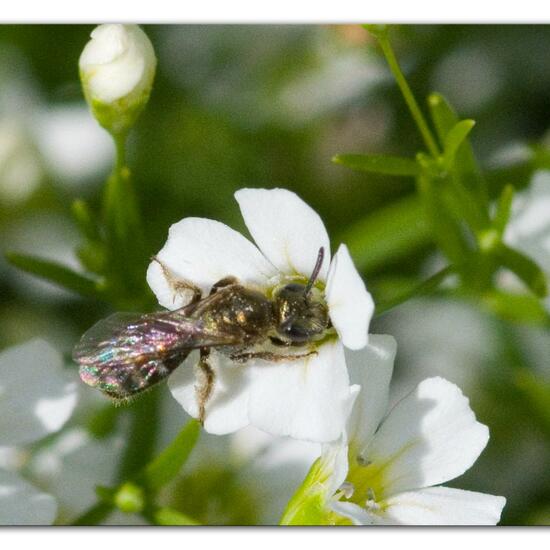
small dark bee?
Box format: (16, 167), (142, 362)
(73, 248), (331, 423)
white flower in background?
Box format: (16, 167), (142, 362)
(30, 428), (124, 524)
(79, 24), (157, 135)
(0, 118), (42, 205)
(316, 335), (506, 525)
(33, 104), (113, 184)
(504, 170), (550, 308)
(0, 340), (78, 525)
(147, 187), (374, 442)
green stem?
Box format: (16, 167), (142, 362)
(71, 501), (114, 526)
(376, 33), (440, 158)
(375, 265), (456, 317)
(117, 390), (161, 482)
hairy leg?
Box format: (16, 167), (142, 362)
(195, 348), (215, 425)
(151, 256), (202, 305)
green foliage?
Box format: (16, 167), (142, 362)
(140, 420), (201, 491)
(332, 154), (419, 176)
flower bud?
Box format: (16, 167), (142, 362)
(79, 24), (156, 136)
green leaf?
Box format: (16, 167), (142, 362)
(338, 194), (430, 273)
(493, 184), (515, 236)
(140, 420), (200, 491)
(495, 244), (548, 298)
(71, 199), (100, 241)
(416, 171), (471, 265)
(443, 119), (476, 169)
(428, 92), (460, 143)
(5, 252), (101, 298)
(152, 507), (200, 526)
(332, 154), (419, 176)
(480, 289), (549, 325)
(428, 93), (488, 209)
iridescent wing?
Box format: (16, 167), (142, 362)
(73, 310), (240, 400)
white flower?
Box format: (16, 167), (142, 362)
(0, 340), (78, 525)
(321, 335), (506, 525)
(79, 24), (156, 134)
(147, 187), (374, 442)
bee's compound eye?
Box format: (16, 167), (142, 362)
(284, 323), (310, 342)
(282, 283), (306, 294)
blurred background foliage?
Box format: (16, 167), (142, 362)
(1, 24), (550, 525)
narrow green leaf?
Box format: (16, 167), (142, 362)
(153, 507), (200, 526)
(71, 501), (113, 526)
(493, 184), (515, 236)
(375, 265), (455, 317)
(480, 290), (549, 325)
(332, 153), (419, 176)
(140, 420), (200, 491)
(428, 92), (460, 144)
(443, 119), (476, 169)
(428, 93), (488, 209)
(5, 252), (101, 298)
(416, 172), (471, 265)
(338, 195), (430, 271)
(338, 194), (430, 273)
(495, 244), (548, 298)
(71, 199), (100, 241)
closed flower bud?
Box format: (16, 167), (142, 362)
(79, 24), (156, 136)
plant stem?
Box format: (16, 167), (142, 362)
(376, 33), (440, 158)
(375, 265), (456, 317)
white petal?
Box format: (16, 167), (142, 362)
(0, 469), (57, 525)
(345, 334), (396, 448)
(146, 217), (277, 310)
(247, 340), (353, 442)
(168, 351), (250, 435)
(322, 438), (351, 498)
(330, 500), (376, 525)
(383, 486), (506, 525)
(0, 340), (78, 446)
(235, 188), (331, 280)
(326, 244), (374, 350)
(29, 428), (124, 523)
(366, 377), (489, 495)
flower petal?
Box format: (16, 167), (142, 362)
(235, 188), (331, 280)
(366, 377), (489, 495)
(147, 217), (277, 310)
(247, 340), (353, 442)
(326, 244), (374, 350)
(0, 469), (57, 525)
(0, 340), (78, 446)
(168, 350), (250, 435)
(383, 486), (506, 525)
(330, 500), (376, 525)
(345, 334), (396, 448)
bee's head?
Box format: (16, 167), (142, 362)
(273, 248), (329, 344)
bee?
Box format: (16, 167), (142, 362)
(73, 248), (330, 424)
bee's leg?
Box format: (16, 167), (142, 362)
(209, 276), (238, 295)
(229, 350), (317, 364)
(195, 348), (215, 426)
(151, 256), (202, 305)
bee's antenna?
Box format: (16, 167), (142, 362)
(304, 247), (325, 296)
